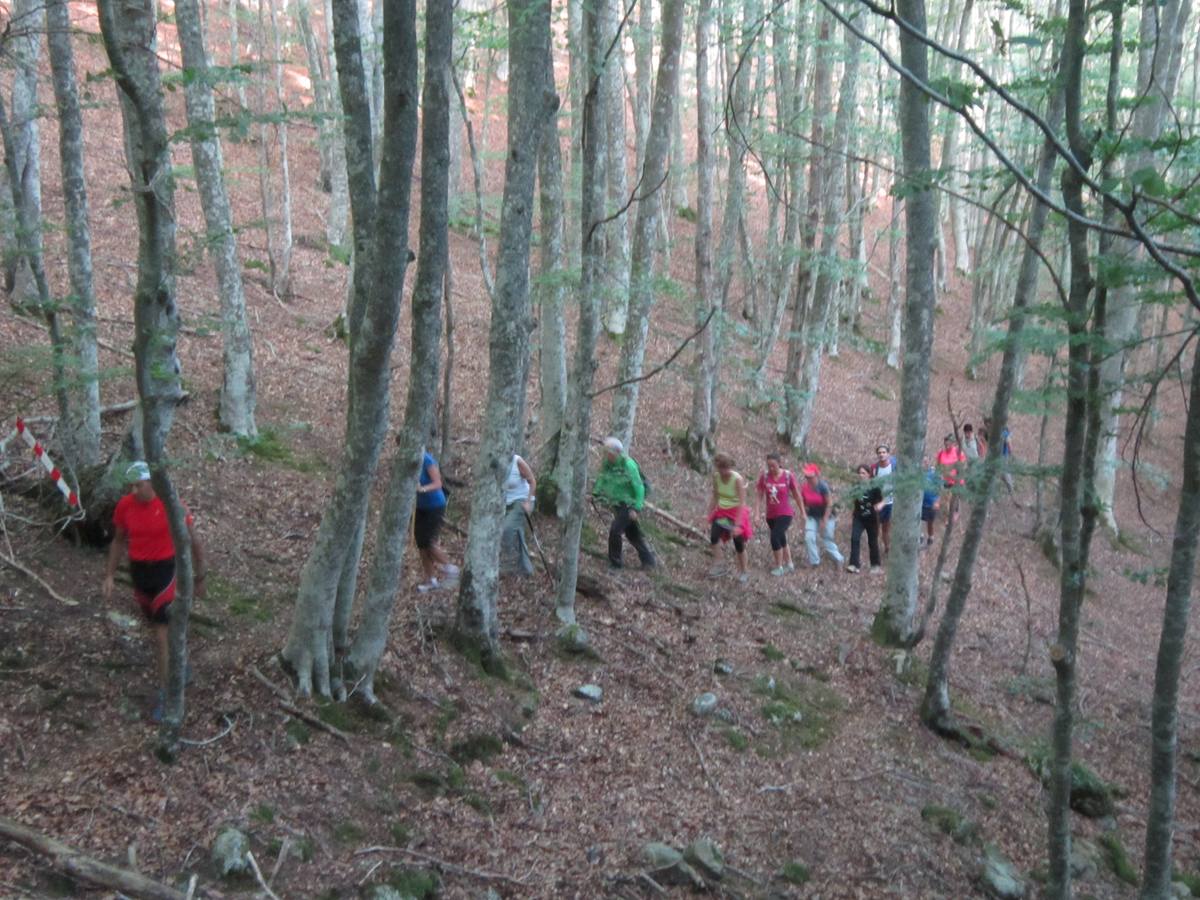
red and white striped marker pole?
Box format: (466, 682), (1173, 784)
(0, 418), (83, 512)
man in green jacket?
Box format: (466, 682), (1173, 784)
(593, 437), (656, 569)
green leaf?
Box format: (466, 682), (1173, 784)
(1128, 166), (1167, 198)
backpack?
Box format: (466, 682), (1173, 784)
(630, 457), (651, 497)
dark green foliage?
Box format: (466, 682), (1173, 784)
(1097, 832), (1138, 886)
(779, 861), (811, 885)
(387, 867), (439, 898)
(1026, 747), (1116, 818)
(449, 732), (504, 765)
(921, 804), (980, 845)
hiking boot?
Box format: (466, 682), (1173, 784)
(845, 564), (860, 574)
(770, 566), (788, 576)
(417, 577), (440, 593)
(440, 563), (460, 577)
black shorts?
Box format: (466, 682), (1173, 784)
(130, 558), (176, 623)
(879, 504), (893, 523)
(921, 506), (937, 523)
(414, 506), (445, 550)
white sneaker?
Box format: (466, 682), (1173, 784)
(737, 572), (749, 584)
(417, 578), (440, 593)
(787, 562), (795, 572)
(440, 563), (460, 577)
(770, 566), (788, 576)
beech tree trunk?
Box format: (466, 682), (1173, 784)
(537, 114), (569, 505)
(683, 0), (717, 471)
(922, 80), (1064, 729)
(789, 23), (861, 450)
(455, 0), (555, 668)
(607, 0), (686, 452)
(344, 0), (451, 699)
(46, 0), (102, 471)
(1140, 340), (1200, 896)
(175, 0), (258, 439)
(599, 0), (632, 337)
(98, 0), (193, 746)
(871, 0), (939, 648)
(554, 0), (606, 624)
(282, 0), (420, 698)
(0, 0), (41, 305)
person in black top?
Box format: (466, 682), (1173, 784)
(847, 463), (884, 573)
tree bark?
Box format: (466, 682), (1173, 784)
(554, 0), (607, 624)
(45, 0), (102, 471)
(922, 79), (1064, 731)
(98, 0), (193, 748)
(537, 107), (568, 500)
(0, 0), (41, 304)
(282, 0), (419, 698)
(1140, 340), (1200, 896)
(789, 22), (861, 450)
(600, 0), (632, 337)
(683, 0), (717, 471)
(455, 0), (555, 667)
(175, 0), (258, 439)
(871, 0), (939, 647)
(607, 0), (685, 452)
(344, 0), (451, 699)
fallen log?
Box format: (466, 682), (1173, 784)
(0, 816), (187, 900)
(644, 501), (705, 541)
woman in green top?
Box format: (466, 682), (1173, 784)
(707, 452), (752, 582)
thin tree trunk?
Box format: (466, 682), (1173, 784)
(1, 0), (41, 305)
(267, 0), (294, 298)
(98, 0), (193, 750)
(176, 0), (258, 439)
(455, 0), (555, 668)
(790, 22), (861, 450)
(607, 0), (685, 451)
(600, 0), (632, 337)
(871, 0), (939, 647)
(345, 0), (451, 698)
(922, 79), (1064, 730)
(46, 0), (102, 470)
(1139, 338), (1200, 896)
(554, 0), (607, 625)
(321, 0), (350, 248)
(885, 193), (903, 369)
(780, 17), (831, 444)
(537, 113), (569, 506)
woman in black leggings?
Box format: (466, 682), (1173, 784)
(755, 452), (803, 576)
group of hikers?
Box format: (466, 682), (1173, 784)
(103, 421), (1011, 718)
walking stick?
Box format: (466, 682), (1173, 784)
(523, 508), (556, 584)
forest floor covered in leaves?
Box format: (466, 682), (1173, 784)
(2, 8), (1200, 898)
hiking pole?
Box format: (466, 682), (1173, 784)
(523, 508), (556, 585)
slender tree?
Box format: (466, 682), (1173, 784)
(871, 0), (939, 647)
(175, 0), (258, 438)
(455, 0), (555, 666)
(607, 0), (686, 452)
(97, 0), (193, 747)
(45, 0), (101, 471)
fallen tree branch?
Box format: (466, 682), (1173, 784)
(0, 552), (78, 605)
(178, 714), (236, 747)
(0, 817), (187, 900)
(354, 845), (528, 886)
(246, 850), (281, 900)
(643, 502), (706, 541)
(686, 728), (724, 799)
(589, 307), (717, 398)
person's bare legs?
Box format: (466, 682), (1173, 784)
(881, 519), (891, 555)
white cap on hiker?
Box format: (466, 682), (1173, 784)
(603, 437), (623, 454)
(126, 460), (152, 482)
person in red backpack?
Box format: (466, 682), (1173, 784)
(103, 461), (205, 720)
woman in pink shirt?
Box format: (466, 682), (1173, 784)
(755, 452), (803, 575)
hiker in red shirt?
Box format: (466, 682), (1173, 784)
(936, 434), (966, 489)
(103, 461), (205, 720)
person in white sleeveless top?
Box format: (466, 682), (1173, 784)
(500, 454), (536, 577)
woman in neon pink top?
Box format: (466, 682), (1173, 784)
(755, 452), (803, 575)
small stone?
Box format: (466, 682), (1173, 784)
(691, 692), (719, 717)
(980, 844), (1025, 900)
(713, 708), (736, 724)
(556, 623), (595, 657)
(106, 611), (139, 630)
(211, 827), (250, 878)
(683, 838), (725, 880)
(713, 659), (734, 676)
(573, 684), (603, 703)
